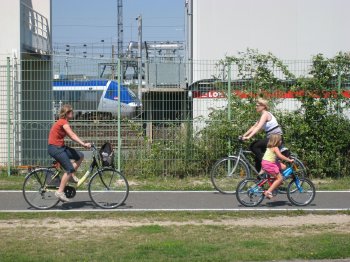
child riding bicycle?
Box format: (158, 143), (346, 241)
(261, 134), (294, 199)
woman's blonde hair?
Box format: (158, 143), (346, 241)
(257, 98), (269, 110)
(59, 104), (73, 119)
(267, 134), (282, 148)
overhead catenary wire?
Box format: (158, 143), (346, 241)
(54, 24), (184, 28)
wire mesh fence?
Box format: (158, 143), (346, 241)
(0, 53), (349, 178)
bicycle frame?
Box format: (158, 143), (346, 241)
(230, 138), (303, 178)
(251, 165), (303, 195)
(229, 140), (259, 176)
(44, 145), (102, 190)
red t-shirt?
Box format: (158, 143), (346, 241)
(48, 119), (69, 146)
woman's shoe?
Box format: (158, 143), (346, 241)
(55, 191), (70, 202)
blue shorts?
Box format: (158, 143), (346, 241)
(48, 145), (84, 173)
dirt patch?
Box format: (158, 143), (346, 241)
(127, 180), (140, 186)
(191, 180), (209, 186)
(0, 214), (349, 229)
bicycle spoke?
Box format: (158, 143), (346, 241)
(211, 157), (250, 194)
(287, 178), (315, 206)
(236, 179), (265, 207)
(22, 169), (60, 210)
(89, 168), (129, 209)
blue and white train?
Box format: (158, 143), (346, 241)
(53, 80), (141, 119)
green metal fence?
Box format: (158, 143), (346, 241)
(0, 53), (349, 178)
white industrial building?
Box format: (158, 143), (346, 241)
(185, 0), (350, 131)
(185, 0), (350, 82)
(0, 0), (52, 166)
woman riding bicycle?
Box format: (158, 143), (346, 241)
(242, 98), (288, 174)
(48, 104), (91, 203)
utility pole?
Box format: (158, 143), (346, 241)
(112, 45), (115, 79)
(117, 0), (123, 57)
(65, 58), (68, 79)
(137, 15), (142, 101)
(186, 0), (193, 84)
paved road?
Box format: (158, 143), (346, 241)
(0, 191), (349, 211)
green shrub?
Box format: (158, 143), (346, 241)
(123, 50), (350, 178)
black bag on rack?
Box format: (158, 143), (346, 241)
(99, 142), (115, 167)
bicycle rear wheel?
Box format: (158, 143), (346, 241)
(287, 177), (315, 206)
(236, 178), (265, 207)
(88, 168), (129, 209)
(22, 168), (60, 210)
(210, 156), (250, 194)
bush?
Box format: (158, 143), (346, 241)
(276, 110), (350, 177)
(196, 50), (350, 178)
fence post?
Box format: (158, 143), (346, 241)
(337, 69), (341, 178)
(117, 58), (122, 172)
(6, 57), (11, 176)
(337, 68), (341, 117)
(227, 63), (232, 155)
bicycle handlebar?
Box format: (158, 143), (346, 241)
(223, 136), (245, 143)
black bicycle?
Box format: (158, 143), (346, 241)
(210, 137), (307, 194)
(23, 145), (129, 210)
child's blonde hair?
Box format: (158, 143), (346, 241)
(267, 134), (282, 148)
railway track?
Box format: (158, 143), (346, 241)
(66, 120), (182, 150)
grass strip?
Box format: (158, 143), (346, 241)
(0, 213), (349, 261)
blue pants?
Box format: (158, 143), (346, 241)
(48, 145), (84, 173)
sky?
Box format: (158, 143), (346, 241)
(52, 0), (185, 49)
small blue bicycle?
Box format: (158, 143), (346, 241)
(236, 163), (316, 207)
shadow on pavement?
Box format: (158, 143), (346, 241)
(60, 201), (130, 210)
(61, 201), (96, 210)
(265, 201), (291, 207)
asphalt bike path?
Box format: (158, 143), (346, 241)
(0, 191), (349, 211)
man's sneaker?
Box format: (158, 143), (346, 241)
(55, 191), (70, 202)
(69, 175), (79, 184)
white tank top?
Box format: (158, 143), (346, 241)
(263, 112), (279, 133)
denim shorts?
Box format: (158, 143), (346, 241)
(48, 145), (84, 173)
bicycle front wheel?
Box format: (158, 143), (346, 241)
(22, 168), (60, 210)
(236, 178), (265, 207)
(287, 178), (315, 206)
(210, 156), (250, 194)
(88, 168), (129, 209)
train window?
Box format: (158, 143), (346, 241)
(128, 89), (137, 99)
